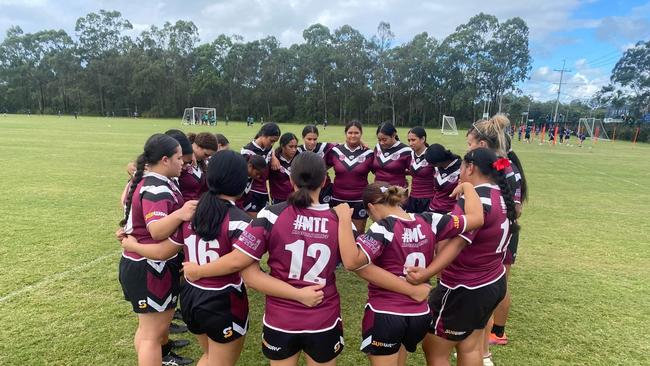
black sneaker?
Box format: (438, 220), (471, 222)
(162, 351), (193, 366)
(173, 309), (183, 321)
(169, 322), (188, 334)
(169, 339), (190, 349)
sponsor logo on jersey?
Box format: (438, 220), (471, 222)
(357, 155), (366, 163)
(358, 235), (381, 255)
(145, 211), (168, 220)
(391, 153), (399, 160)
(137, 300), (147, 309)
(223, 327), (233, 338)
(239, 230), (261, 251)
(292, 215), (329, 234)
(452, 215), (460, 229)
(402, 224), (426, 244)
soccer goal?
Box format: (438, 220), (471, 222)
(182, 107), (217, 125)
(578, 118), (610, 141)
(441, 115), (458, 135)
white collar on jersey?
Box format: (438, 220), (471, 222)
(474, 183), (500, 190)
(279, 153), (293, 163)
(444, 158), (459, 169)
(252, 140), (264, 150)
(308, 203), (331, 211)
(413, 149), (426, 158)
(144, 171), (174, 184)
(387, 213), (416, 222)
(376, 140), (402, 152)
(344, 143), (362, 152)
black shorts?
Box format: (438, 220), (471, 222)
(330, 198), (368, 220)
(429, 276), (506, 341)
(503, 230), (519, 265)
(262, 320), (344, 363)
(404, 197), (431, 214)
(180, 284), (249, 343)
(119, 256), (180, 313)
(319, 182), (333, 204)
(361, 306), (432, 355)
(241, 191), (269, 213)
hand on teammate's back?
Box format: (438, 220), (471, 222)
(449, 181), (471, 200)
(175, 200), (198, 221)
(295, 284), (325, 307)
(115, 228), (126, 242)
(404, 266), (430, 285)
(182, 261), (202, 282)
(409, 283), (432, 303)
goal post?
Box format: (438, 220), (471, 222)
(441, 115), (458, 135)
(182, 107), (217, 125)
(578, 117), (610, 141)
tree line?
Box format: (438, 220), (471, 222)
(0, 10), (534, 125)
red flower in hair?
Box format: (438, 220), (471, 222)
(492, 157), (511, 171)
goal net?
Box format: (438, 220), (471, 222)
(441, 115), (458, 135)
(578, 118), (610, 141)
(182, 107), (217, 125)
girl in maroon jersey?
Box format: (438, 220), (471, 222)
(334, 180), (484, 366)
(372, 122), (412, 190)
(269, 132), (299, 204)
(467, 115), (528, 351)
(239, 123), (281, 217)
(405, 127), (433, 213)
(122, 150), (321, 366)
(328, 120), (374, 233)
(424, 144), (462, 214)
(183, 152), (348, 365)
(299, 125), (335, 204)
(118, 133), (197, 366)
(405, 147), (519, 366)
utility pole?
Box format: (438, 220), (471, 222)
(553, 60), (571, 123)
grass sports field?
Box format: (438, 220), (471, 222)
(1, 115), (649, 365)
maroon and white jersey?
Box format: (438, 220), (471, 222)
(326, 144), (374, 201)
(123, 172), (185, 261)
(441, 184), (509, 289)
(177, 164), (206, 201)
(372, 142), (412, 188)
(268, 151), (294, 202)
(356, 212), (468, 315)
(241, 141), (273, 194)
(428, 159), (461, 213)
(233, 202), (342, 332)
(170, 203), (251, 291)
(298, 142), (334, 186)
(505, 163), (523, 204)
(408, 150), (435, 199)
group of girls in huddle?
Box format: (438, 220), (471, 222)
(116, 116), (526, 366)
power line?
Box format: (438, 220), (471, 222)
(553, 59), (571, 123)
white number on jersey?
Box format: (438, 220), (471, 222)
(495, 219), (510, 254)
(403, 252), (426, 275)
(186, 234), (220, 265)
(285, 240), (331, 285)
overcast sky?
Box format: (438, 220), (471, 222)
(1, 0), (649, 102)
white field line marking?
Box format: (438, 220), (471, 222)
(0, 250), (119, 304)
